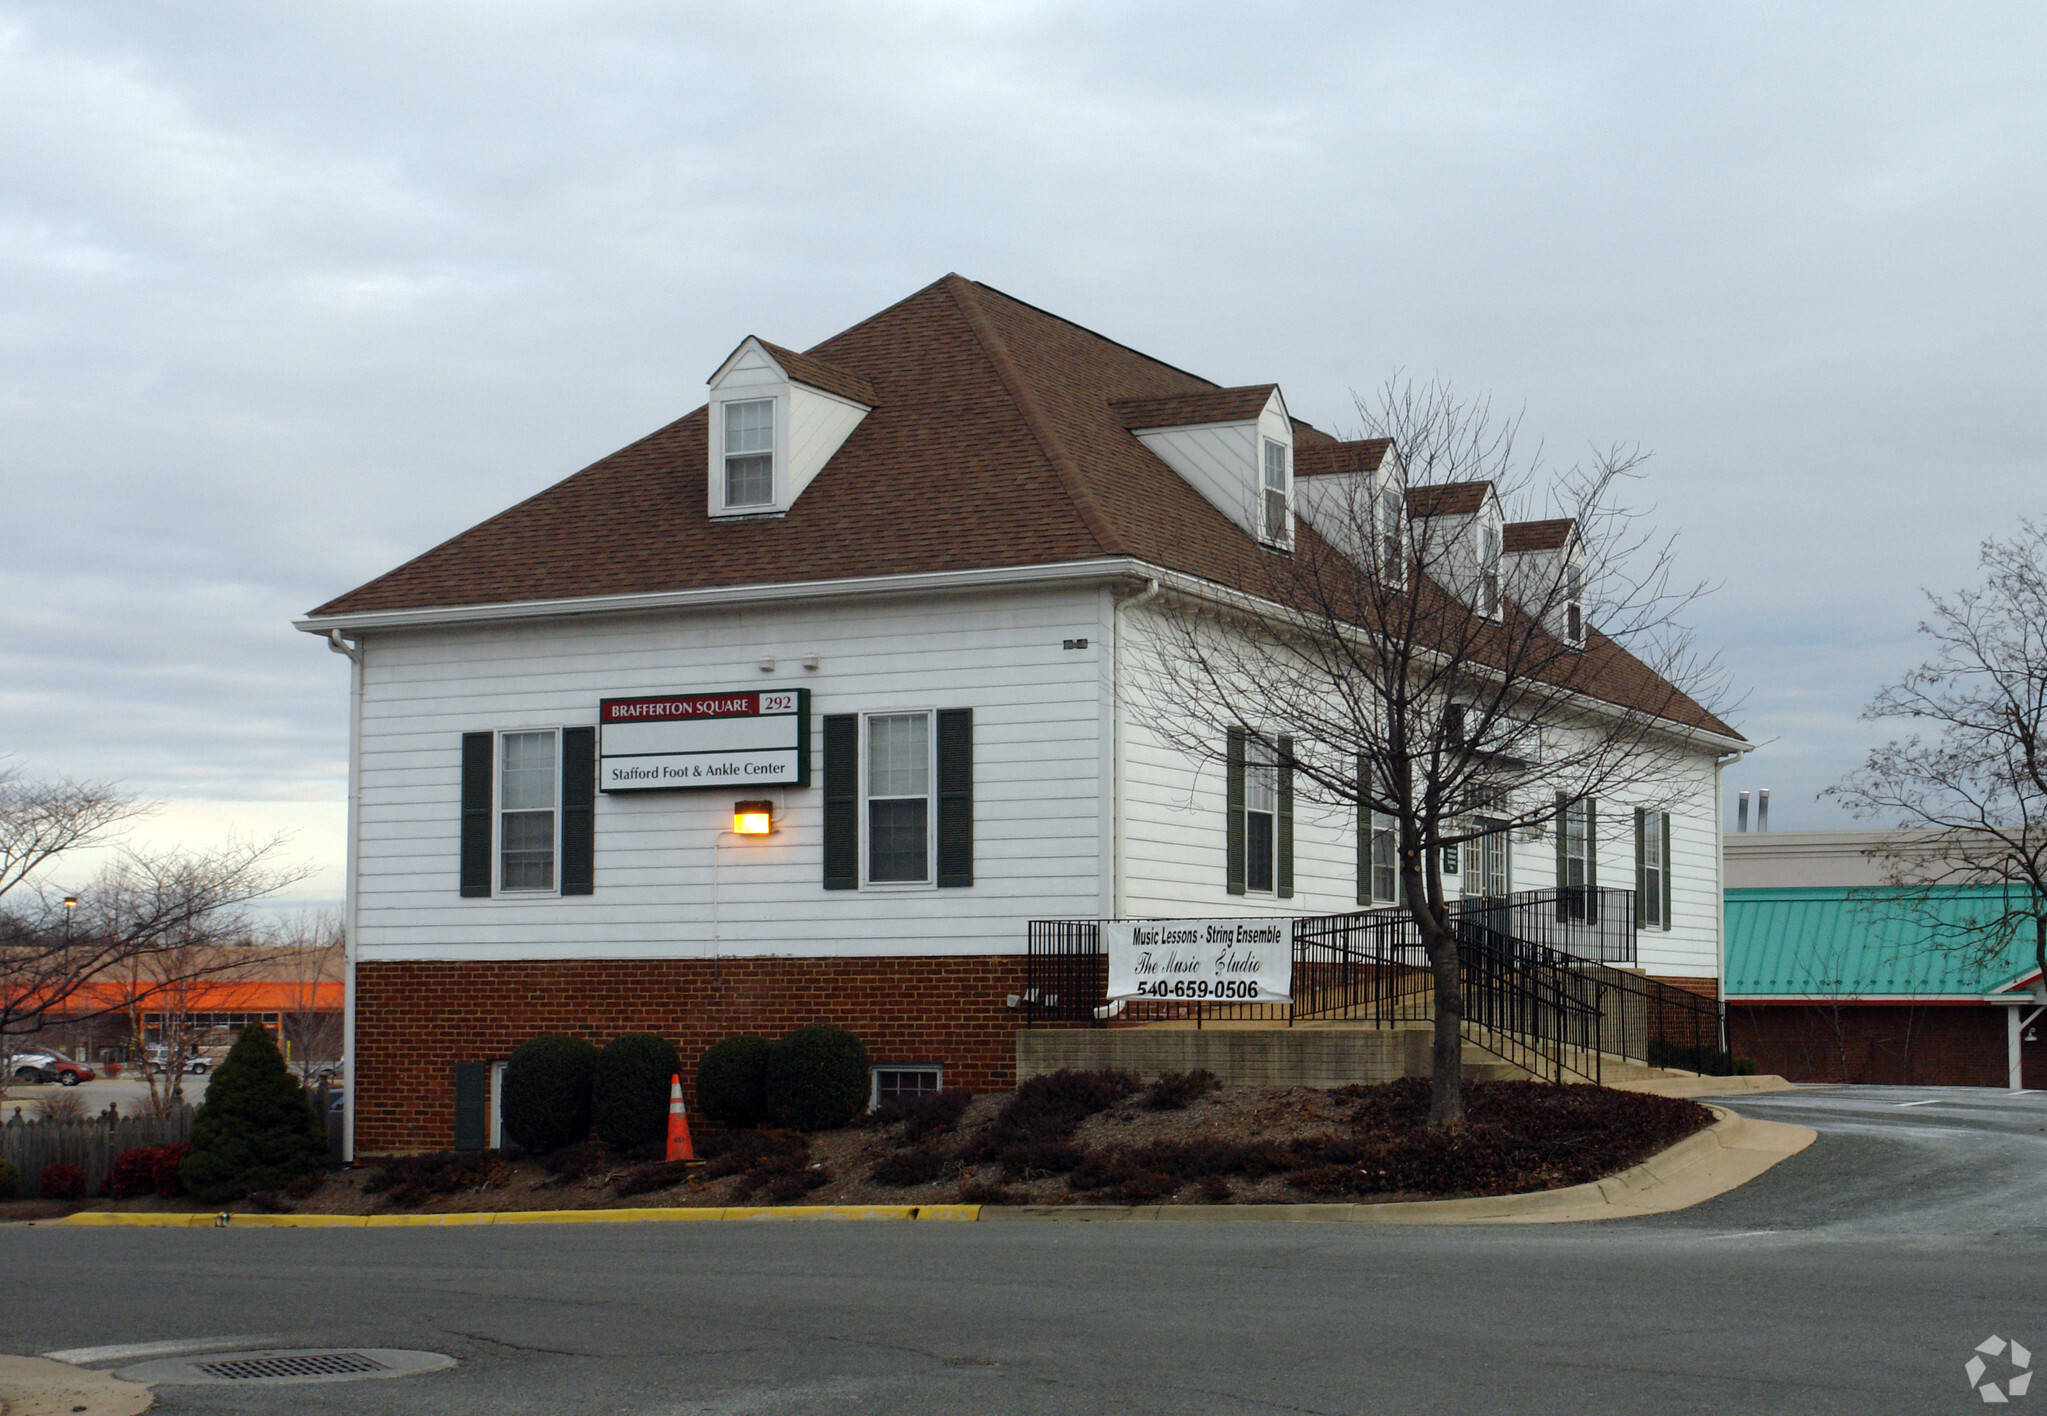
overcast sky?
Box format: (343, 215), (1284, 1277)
(2, 2), (2041, 903)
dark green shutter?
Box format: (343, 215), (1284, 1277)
(1554, 792), (1569, 922)
(460, 732), (493, 898)
(1584, 798), (1599, 924)
(1356, 753), (1370, 906)
(560, 726), (595, 896)
(1276, 734), (1294, 899)
(1226, 728), (1246, 896)
(1635, 806), (1647, 926)
(936, 708), (973, 888)
(1661, 810), (1673, 931)
(822, 714), (859, 890)
(453, 1062), (488, 1150)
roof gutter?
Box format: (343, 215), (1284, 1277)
(295, 558), (1154, 636)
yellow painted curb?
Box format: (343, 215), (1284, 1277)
(50, 1203), (980, 1229)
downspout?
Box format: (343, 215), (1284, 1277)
(328, 630), (363, 1162)
(1714, 749), (1740, 1052)
(1110, 578), (1162, 921)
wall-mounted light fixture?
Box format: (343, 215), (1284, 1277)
(733, 800), (775, 835)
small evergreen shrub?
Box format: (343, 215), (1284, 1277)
(501, 1034), (598, 1154)
(695, 1035), (774, 1128)
(179, 1024), (330, 1204)
(1143, 1070), (1219, 1111)
(39, 1163), (86, 1200)
(593, 1034), (681, 1151)
(764, 1025), (870, 1132)
(0, 1158), (18, 1200)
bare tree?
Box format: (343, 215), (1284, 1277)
(1131, 377), (1731, 1127)
(270, 908), (344, 1084)
(1830, 521), (2047, 992)
(1, 831), (312, 1051)
(0, 765), (146, 904)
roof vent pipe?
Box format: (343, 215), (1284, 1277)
(1736, 791), (1749, 833)
(1757, 788), (1770, 833)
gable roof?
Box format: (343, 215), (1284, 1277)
(751, 340), (877, 407)
(1504, 519), (1576, 554)
(307, 274), (1737, 741)
(1406, 481), (1491, 518)
(1109, 385), (1277, 430)
(1294, 437), (1391, 478)
(1726, 885), (2039, 998)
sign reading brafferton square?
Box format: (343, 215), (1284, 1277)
(1104, 919), (1293, 1005)
(597, 689), (809, 792)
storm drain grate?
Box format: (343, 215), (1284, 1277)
(196, 1352), (389, 1381)
(115, 1347), (455, 1387)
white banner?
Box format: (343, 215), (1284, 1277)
(1104, 919), (1292, 1005)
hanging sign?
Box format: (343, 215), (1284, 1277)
(1103, 919), (1293, 1004)
(598, 689), (809, 791)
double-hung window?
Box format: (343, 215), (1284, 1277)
(1228, 728), (1292, 897)
(866, 713), (931, 884)
(723, 398), (775, 508)
(1556, 796), (1596, 922)
(1377, 485), (1405, 582)
(498, 730), (558, 892)
(1565, 563), (1584, 645)
(1261, 439), (1291, 547)
(1636, 808), (1672, 930)
(1472, 816), (1510, 902)
(1245, 738), (1277, 893)
(1478, 523), (1502, 616)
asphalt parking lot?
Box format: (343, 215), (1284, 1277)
(5, 1085), (2042, 1415)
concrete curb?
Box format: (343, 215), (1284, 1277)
(50, 1204), (979, 1229)
(977, 1105), (1817, 1225)
(1607, 1074), (1799, 1099)
(38, 1106), (1815, 1232)
(0, 1355), (153, 1416)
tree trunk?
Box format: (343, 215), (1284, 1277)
(1409, 865), (1463, 1129)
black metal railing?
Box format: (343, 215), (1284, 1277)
(1023, 885), (1723, 1084)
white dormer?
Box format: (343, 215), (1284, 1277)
(1407, 481), (1505, 617)
(1502, 519), (1587, 647)
(1296, 438), (1405, 585)
(706, 337), (874, 519)
(1113, 386), (1295, 550)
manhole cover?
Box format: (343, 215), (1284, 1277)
(114, 1348), (454, 1386)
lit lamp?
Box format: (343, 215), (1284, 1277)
(732, 800), (775, 835)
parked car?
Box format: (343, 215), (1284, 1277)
(9, 1049), (96, 1086)
(143, 1045), (213, 1076)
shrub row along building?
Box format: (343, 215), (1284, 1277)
(299, 275), (1744, 1154)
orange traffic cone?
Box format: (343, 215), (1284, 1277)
(666, 1074), (697, 1162)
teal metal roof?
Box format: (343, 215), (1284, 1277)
(1725, 885), (2040, 998)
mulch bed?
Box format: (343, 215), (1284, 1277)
(4, 1073), (1714, 1218)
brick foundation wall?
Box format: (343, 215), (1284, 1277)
(1728, 1003), (2043, 1087)
(353, 955), (1025, 1154)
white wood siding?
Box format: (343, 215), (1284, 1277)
(353, 585), (1107, 962)
(786, 384), (869, 506)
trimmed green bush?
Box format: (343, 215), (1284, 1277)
(695, 1034), (774, 1128)
(0, 1158), (18, 1200)
(593, 1033), (681, 1150)
(501, 1034), (598, 1154)
(764, 1025), (870, 1132)
(179, 1024), (330, 1204)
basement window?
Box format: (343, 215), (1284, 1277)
(871, 1065), (942, 1109)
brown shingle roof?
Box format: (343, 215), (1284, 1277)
(308, 275), (1737, 740)
(1504, 519), (1576, 553)
(1294, 438), (1391, 478)
(755, 340), (876, 407)
(1407, 481), (1491, 518)
(1108, 385), (1277, 430)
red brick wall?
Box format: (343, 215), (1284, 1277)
(353, 955), (1026, 1154)
(1728, 1003), (2041, 1087)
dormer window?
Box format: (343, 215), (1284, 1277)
(723, 398), (775, 508)
(1377, 485), (1404, 581)
(1478, 523), (1502, 616)
(1262, 438), (1291, 546)
(1565, 563), (1584, 645)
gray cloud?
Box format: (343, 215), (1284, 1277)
(2, 0), (2042, 852)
